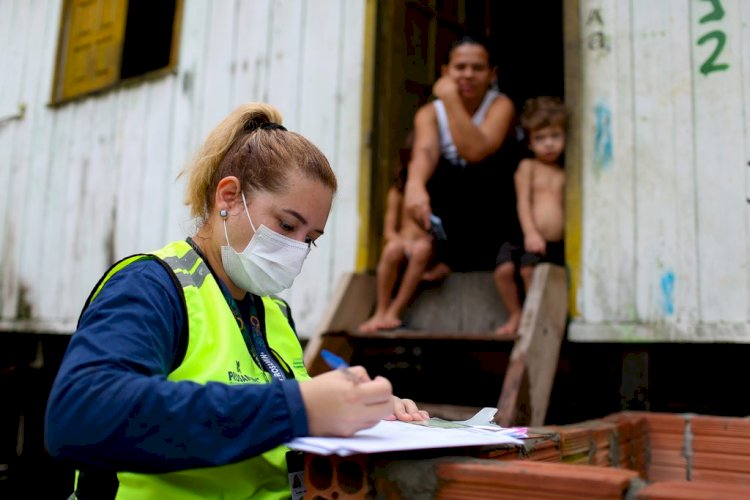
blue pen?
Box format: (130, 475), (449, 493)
(320, 349), (359, 382)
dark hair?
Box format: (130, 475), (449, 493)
(519, 96), (569, 135)
(444, 34), (496, 67)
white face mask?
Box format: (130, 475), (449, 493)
(220, 192), (311, 295)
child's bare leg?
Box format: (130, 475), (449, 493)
(494, 261), (522, 336)
(359, 240), (406, 332)
(381, 238), (433, 329)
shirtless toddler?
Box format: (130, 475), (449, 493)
(494, 96), (568, 335)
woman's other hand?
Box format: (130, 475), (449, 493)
(385, 396), (430, 422)
(432, 75), (459, 101)
(300, 367), (393, 437)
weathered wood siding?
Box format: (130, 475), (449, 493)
(0, 0), (368, 337)
(569, 0), (750, 341)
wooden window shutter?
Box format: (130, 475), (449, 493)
(56, 0), (127, 101)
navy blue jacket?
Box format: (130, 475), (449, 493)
(45, 259), (308, 473)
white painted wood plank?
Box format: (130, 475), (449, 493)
(266, 0), (304, 127)
(579, 0), (622, 322)
(196, 0), (236, 143)
(0, 111), (23, 319)
(166, 0), (210, 243)
(329, 0), (367, 288)
(292, 0), (343, 337)
(183, 1), (213, 151)
(610, 0), (636, 322)
(63, 92), (121, 321)
(113, 87), (149, 259)
(569, 320), (750, 342)
(137, 79), (176, 252)
(0, 0), (26, 320)
(231, 0), (272, 106)
(0, 0), (20, 118)
(13, 0), (65, 323)
(631, 0), (682, 323)
(691, 0), (747, 323)
(666, 0), (700, 332)
(58, 98), (95, 320)
(741, 0), (750, 324)
(37, 103), (77, 318)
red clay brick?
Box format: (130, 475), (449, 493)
(691, 468), (750, 486)
(691, 435), (750, 456)
(636, 480), (750, 499)
(690, 416), (750, 440)
(436, 460), (639, 499)
(648, 465), (688, 483)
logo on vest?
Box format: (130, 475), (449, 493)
(227, 360), (261, 384)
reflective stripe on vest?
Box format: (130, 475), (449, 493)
(83, 240), (309, 500)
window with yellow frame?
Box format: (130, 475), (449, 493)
(52, 0), (182, 104)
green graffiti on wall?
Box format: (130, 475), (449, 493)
(697, 0), (729, 75)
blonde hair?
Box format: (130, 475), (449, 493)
(180, 102), (337, 224)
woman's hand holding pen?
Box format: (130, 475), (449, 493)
(299, 367), (394, 437)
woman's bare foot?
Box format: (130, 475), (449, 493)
(422, 262), (451, 281)
(495, 312), (521, 336)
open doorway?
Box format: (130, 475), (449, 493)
(367, 0), (565, 270)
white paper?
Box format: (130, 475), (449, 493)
(286, 412), (524, 457)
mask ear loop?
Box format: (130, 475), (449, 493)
(241, 192), (257, 233)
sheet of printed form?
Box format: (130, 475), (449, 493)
(287, 408), (528, 456)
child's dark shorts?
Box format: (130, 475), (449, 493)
(520, 240), (565, 267)
(496, 240), (565, 267)
(495, 241), (522, 267)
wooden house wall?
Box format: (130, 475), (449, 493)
(0, 0), (369, 338)
(569, 0), (750, 341)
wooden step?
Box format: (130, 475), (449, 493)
(346, 328), (519, 342)
(304, 264), (568, 427)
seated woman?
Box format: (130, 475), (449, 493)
(404, 34), (522, 279)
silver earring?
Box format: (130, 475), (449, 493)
(219, 209), (228, 218)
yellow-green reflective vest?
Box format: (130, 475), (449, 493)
(81, 240), (310, 500)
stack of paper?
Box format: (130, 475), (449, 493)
(287, 408), (526, 457)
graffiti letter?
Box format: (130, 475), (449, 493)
(697, 31), (730, 75)
(586, 9), (604, 26)
(587, 32), (609, 51)
(698, 0), (724, 24)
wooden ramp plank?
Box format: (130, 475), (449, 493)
(497, 264), (568, 427)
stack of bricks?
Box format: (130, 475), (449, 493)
(631, 411), (750, 485)
(303, 412), (750, 499)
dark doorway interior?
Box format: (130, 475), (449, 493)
(489, 1), (565, 113)
(368, 1), (566, 269)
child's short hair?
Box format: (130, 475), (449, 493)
(519, 96), (568, 136)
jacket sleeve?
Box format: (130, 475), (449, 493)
(44, 260), (309, 473)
